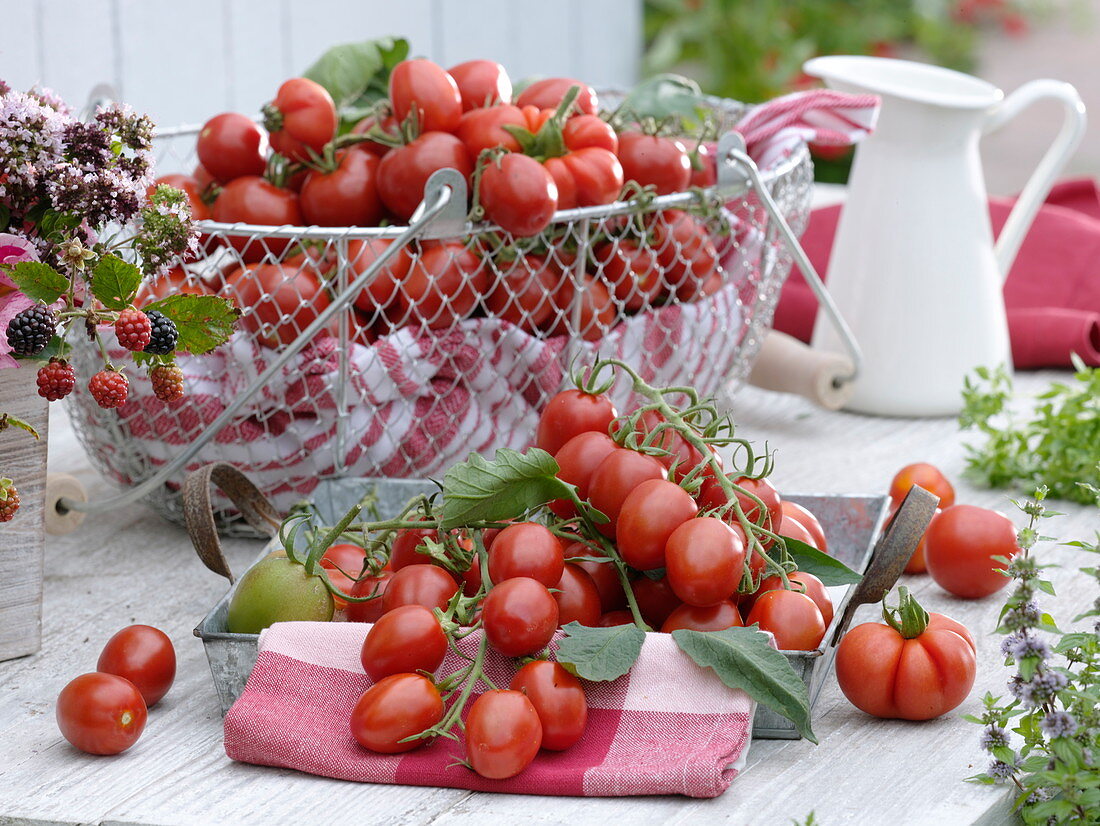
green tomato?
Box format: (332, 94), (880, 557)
(226, 556), (334, 634)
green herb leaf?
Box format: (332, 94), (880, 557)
(90, 254), (143, 310)
(144, 294), (239, 355)
(555, 622), (645, 682)
(672, 626), (817, 743)
(5, 261), (68, 305)
(783, 537), (862, 585)
(440, 448), (574, 530)
(619, 73), (708, 121)
(304, 37), (409, 123)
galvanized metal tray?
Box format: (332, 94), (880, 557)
(190, 472), (931, 739)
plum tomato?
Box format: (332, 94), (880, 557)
(196, 112), (266, 183)
(488, 522), (565, 587)
(779, 500), (827, 554)
(631, 575), (683, 629)
(266, 77), (338, 162)
(651, 210), (718, 300)
(482, 577), (559, 657)
(664, 517), (746, 606)
(377, 132), (473, 222)
(542, 273), (617, 341)
(616, 133), (692, 195)
(889, 462), (956, 509)
(350, 673), (443, 754)
(396, 242), (488, 329)
(360, 605), (448, 680)
(634, 409), (722, 484)
(211, 176), (303, 262)
(516, 78), (598, 116)
(661, 600), (743, 633)
(348, 238), (412, 314)
(485, 253), (563, 332)
(479, 153), (559, 237)
(543, 147), (623, 210)
(381, 564), (460, 613)
(779, 513), (820, 551)
(96, 625), (176, 708)
(552, 563), (602, 627)
(448, 59), (512, 111)
(510, 660), (587, 751)
(571, 551), (628, 612)
(743, 570), (833, 627)
(536, 389), (618, 456)
(345, 571), (393, 623)
(923, 505), (1019, 598)
(389, 59), (463, 134)
(56, 672), (147, 755)
(547, 432), (618, 519)
(320, 543), (369, 609)
(563, 115), (618, 153)
(456, 104), (527, 156)
(587, 449), (667, 539)
(465, 689), (543, 779)
(745, 589), (826, 651)
(593, 240), (663, 312)
(700, 474), (782, 534)
(615, 479), (698, 570)
(300, 150), (383, 227)
(233, 262), (331, 348)
(598, 610), (636, 627)
(388, 525), (440, 571)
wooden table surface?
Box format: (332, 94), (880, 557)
(1, 370), (1096, 826)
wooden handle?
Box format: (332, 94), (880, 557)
(830, 485), (940, 646)
(182, 463), (281, 583)
(44, 473), (87, 536)
(747, 330), (855, 410)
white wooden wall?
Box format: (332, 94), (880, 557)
(1, 0), (642, 128)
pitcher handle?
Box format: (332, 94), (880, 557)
(983, 80), (1086, 280)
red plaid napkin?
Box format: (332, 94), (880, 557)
(224, 621), (756, 798)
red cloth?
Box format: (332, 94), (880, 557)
(777, 178), (1100, 368)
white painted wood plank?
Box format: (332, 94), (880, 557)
(36, 0), (115, 109)
(498, 0), (574, 84)
(434, 0), (515, 70)
(224, 0), (290, 116)
(569, 0), (641, 88)
(0, 0), (43, 94)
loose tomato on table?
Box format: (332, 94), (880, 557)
(381, 564), (459, 613)
(465, 689), (543, 779)
(389, 59), (463, 134)
(96, 625), (176, 708)
(482, 576), (559, 657)
(360, 604), (448, 680)
(196, 112), (266, 183)
(396, 242), (488, 329)
(662, 600), (743, 633)
(233, 262), (331, 348)
(889, 462), (955, 509)
(300, 150), (383, 227)
(56, 672), (148, 755)
(350, 673), (443, 754)
(479, 153), (558, 237)
(664, 517), (746, 606)
(488, 522), (565, 587)
(923, 504), (1019, 598)
(745, 589), (827, 650)
(510, 660), (587, 751)
(484, 253), (563, 332)
(535, 388), (618, 456)
(617, 133), (692, 195)
(552, 563), (602, 626)
(616, 479), (698, 570)
(376, 132), (473, 222)
(211, 176), (303, 262)
(516, 78), (598, 116)
(265, 77), (338, 163)
(448, 59), (512, 111)
(587, 448), (668, 540)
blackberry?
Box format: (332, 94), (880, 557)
(36, 358), (77, 401)
(5, 305), (56, 356)
(0, 479), (18, 523)
(143, 310), (179, 355)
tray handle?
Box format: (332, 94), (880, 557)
(829, 485), (940, 646)
(182, 462), (281, 583)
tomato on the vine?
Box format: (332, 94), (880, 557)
(381, 564), (459, 613)
(96, 625), (176, 708)
(212, 176), (302, 262)
(536, 389), (618, 456)
(923, 505), (1019, 598)
(345, 571), (393, 624)
(745, 589), (826, 651)
(664, 517), (746, 606)
(396, 242), (488, 329)
(350, 673), (443, 754)
(360, 604), (448, 680)
(616, 479), (698, 570)
(266, 77), (338, 162)
(516, 78), (598, 116)
(552, 563), (602, 626)
(661, 600), (743, 633)
(448, 59), (512, 111)
(377, 132), (473, 222)
(465, 689), (543, 779)
(300, 150), (383, 227)
(510, 660), (587, 751)
(350, 112), (399, 157)
(479, 153), (558, 237)
(456, 105), (527, 156)
(233, 262), (331, 348)
(700, 474), (782, 534)
(196, 113), (266, 183)
(482, 577), (559, 656)
(389, 59), (463, 134)
(779, 513), (820, 552)
(56, 672), (147, 755)
(634, 409), (722, 483)
(779, 501), (828, 554)
(743, 570), (833, 626)
(631, 575), (683, 629)
(572, 551), (628, 612)
(616, 133), (692, 195)
(587, 449), (668, 539)
(488, 522), (565, 587)
(547, 431), (618, 518)
(388, 524), (439, 571)
(599, 610), (636, 627)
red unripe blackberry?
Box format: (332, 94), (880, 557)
(115, 308), (153, 351)
(0, 479), (19, 522)
(36, 358), (77, 401)
(88, 369), (129, 409)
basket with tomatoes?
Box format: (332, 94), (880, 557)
(66, 40), (814, 532)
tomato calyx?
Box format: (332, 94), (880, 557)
(500, 85), (583, 162)
(881, 586), (930, 639)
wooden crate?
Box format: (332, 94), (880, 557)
(0, 367), (48, 661)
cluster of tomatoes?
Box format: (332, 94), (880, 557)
(147, 58), (726, 349)
(55, 625), (176, 755)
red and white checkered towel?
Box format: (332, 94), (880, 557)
(224, 621), (756, 798)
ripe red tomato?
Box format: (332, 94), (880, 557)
(617, 133), (692, 195)
(193, 162), (216, 191)
(485, 253), (563, 331)
(345, 571), (393, 623)
(267, 77), (338, 162)
(665, 517), (746, 606)
(631, 575), (683, 628)
(634, 409), (722, 484)
(599, 610), (636, 626)
(616, 479), (698, 569)
(516, 78), (598, 116)
(348, 238), (412, 314)
(350, 112), (399, 157)
(56, 672), (147, 755)
(889, 462), (956, 509)
(448, 60), (512, 111)
(836, 609), (976, 720)
(96, 625), (175, 708)
(390, 59), (463, 134)
(480, 153), (558, 237)
(456, 105), (527, 157)
(300, 151), (383, 227)
(536, 389), (618, 456)
(488, 522), (565, 587)
(743, 570), (833, 626)
(510, 660), (587, 750)
(548, 431), (618, 518)
(587, 449), (667, 539)
(924, 505), (1019, 598)
(651, 210), (718, 300)
(563, 115), (618, 153)
(689, 142), (717, 188)
(397, 242), (488, 329)
(543, 274), (617, 341)
(543, 148), (623, 210)
(572, 552), (628, 612)
(377, 132), (473, 222)
(779, 501), (828, 554)
(482, 577), (559, 656)
(553, 563), (602, 626)
(661, 600), (743, 633)
(465, 689), (543, 779)
(233, 263), (331, 348)
(320, 544), (367, 607)
(779, 513), (820, 551)
(593, 240), (663, 311)
(381, 564), (460, 613)
(212, 176), (303, 262)
(196, 112), (266, 183)
(350, 673), (443, 753)
(746, 590), (826, 650)
(388, 524), (439, 571)
(360, 604), (447, 680)
(148, 174), (212, 221)
(700, 474), (782, 534)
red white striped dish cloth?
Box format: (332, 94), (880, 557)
(224, 621), (756, 797)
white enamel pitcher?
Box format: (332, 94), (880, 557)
(803, 56), (1086, 416)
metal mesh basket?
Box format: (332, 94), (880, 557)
(66, 94), (814, 533)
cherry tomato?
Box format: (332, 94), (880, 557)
(56, 673), (147, 755)
(350, 112), (399, 157)
(547, 431), (618, 518)
(563, 115), (618, 153)
(482, 577), (559, 656)
(485, 253), (563, 331)
(377, 132), (473, 222)
(779, 513), (820, 551)
(889, 462), (956, 509)
(388, 524), (440, 571)
(465, 689), (543, 779)
(746, 590), (826, 651)
(651, 210), (718, 300)
(360, 605), (448, 680)
(381, 564), (459, 613)
(743, 570), (833, 627)
(587, 449), (668, 539)
(390, 59), (463, 134)
(345, 571), (393, 623)
(779, 501), (828, 554)
(924, 505), (1019, 598)
(212, 176), (303, 262)
(267, 77), (337, 162)
(516, 78), (598, 116)
(543, 148), (623, 210)
(689, 142), (717, 188)
(616, 479), (698, 570)
(593, 240), (663, 311)
(617, 133), (692, 195)
(456, 105), (527, 157)
(350, 673), (443, 754)
(148, 174), (211, 221)
(320, 543), (369, 609)
(488, 522), (564, 587)
(599, 610), (636, 627)
(233, 262), (331, 348)
(543, 273), (617, 341)
(700, 474), (782, 534)
(634, 409), (722, 484)
(631, 575), (683, 628)
(197, 112), (266, 183)
(553, 563), (602, 626)
(96, 625), (175, 708)
(661, 600), (743, 633)
(396, 242), (488, 329)
(448, 60), (512, 111)
(348, 238), (412, 315)
(572, 552), (628, 612)
(480, 153), (558, 237)
(536, 389), (618, 456)
(665, 517), (746, 606)
(300, 150), (383, 227)
(510, 660), (587, 750)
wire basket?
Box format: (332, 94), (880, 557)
(66, 94), (814, 533)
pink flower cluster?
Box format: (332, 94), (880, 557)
(0, 233), (42, 368)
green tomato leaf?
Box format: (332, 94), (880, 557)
(783, 537), (862, 586)
(672, 626), (817, 743)
(143, 294), (240, 355)
(5, 261), (68, 305)
(619, 73), (708, 121)
(90, 254), (143, 310)
(440, 447), (574, 529)
(304, 37), (409, 117)
(555, 621), (645, 682)
(0, 413), (40, 440)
